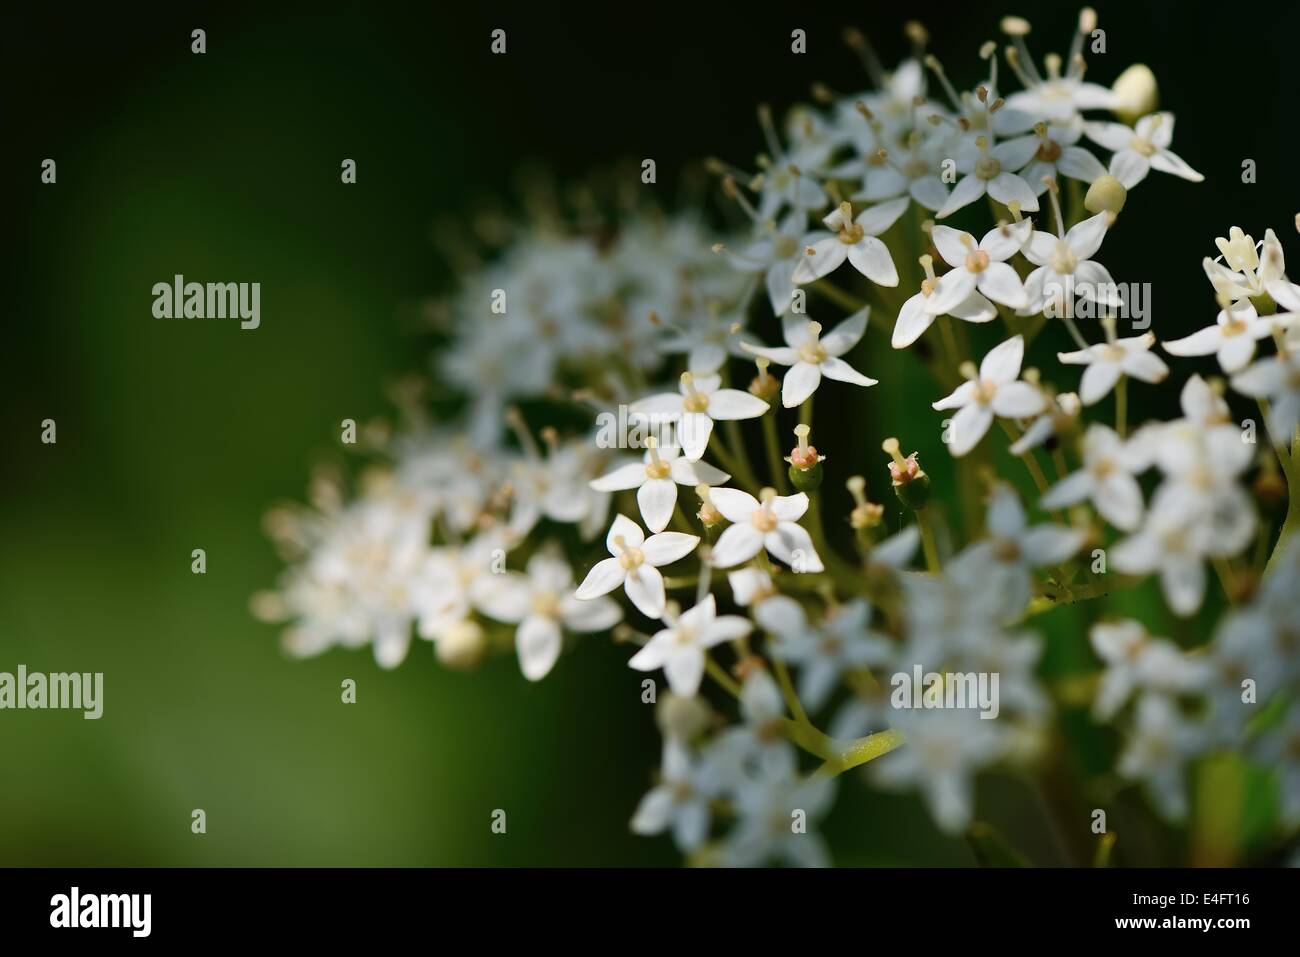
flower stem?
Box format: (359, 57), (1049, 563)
(761, 412), (791, 494)
(916, 508), (942, 573)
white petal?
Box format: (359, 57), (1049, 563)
(892, 293), (934, 348)
(575, 557), (626, 599)
(637, 478), (678, 533)
(975, 261), (1028, 309)
(709, 487), (760, 523)
(708, 389), (769, 421)
(1150, 149), (1203, 183)
(624, 566), (667, 618)
(791, 236), (848, 284)
(606, 513), (645, 553)
(948, 403), (994, 456)
(930, 225), (974, 268)
(935, 174), (986, 218)
(855, 196), (910, 236)
(1079, 361), (1122, 405)
(986, 172), (1039, 212)
(820, 357), (877, 387)
(768, 492), (809, 522)
(640, 531), (700, 567)
(979, 335), (1025, 384)
(781, 361), (822, 408)
(1020, 525), (1086, 566)
(709, 523), (765, 568)
(766, 523), (824, 572)
(1065, 211), (1111, 261)
(677, 411), (714, 461)
(664, 646), (706, 697)
(928, 267), (977, 315)
(991, 380), (1046, 418)
(516, 614), (563, 681)
(590, 461), (647, 492)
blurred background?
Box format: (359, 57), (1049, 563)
(2, 2), (1297, 866)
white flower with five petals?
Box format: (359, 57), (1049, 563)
(574, 514), (699, 619)
(933, 335), (1047, 457)
(791, 198), (909, 287)
(589, 436), (729, 533)
(630, 371), (769, 461)
(742, 309), (877, 408)
(475, 548), (622, 681)
(708, 488), (824, 573)
(627, 594), (753, 696)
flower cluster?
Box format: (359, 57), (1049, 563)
(257, 11), (1300, 865)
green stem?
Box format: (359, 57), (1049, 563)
(916, 508), (941, 573)
(761, 412), (791, 494)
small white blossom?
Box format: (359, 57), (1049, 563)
(933, 335), (1047, 456)
(791, 198), (909, 287)
(590, 437), (729, 533)
(742, 310), (877, 408)
(575, 514), (699, 619)
(708, 488), (824, 573)
(1040, 424), (1146, 530)
(1057, 330), (1168, 405)
(628, 595), (752, 697)
(630, 371), (769, 461)
(1085, 112), (1203, 188)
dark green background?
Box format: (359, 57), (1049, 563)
(2, 3), (1296, 865)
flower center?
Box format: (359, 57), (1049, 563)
(964, 249), (990, 273)
(1050, 239), (1078, 275)
(531, 591), (560, 618)
(618, 546), (645, 570)
(774, 234), (799, 258)
(750, 508), (779, 532)
(1034, 139), (1063, 163)
(1130, 136), (1157, 157)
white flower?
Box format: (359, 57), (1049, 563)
(948, 484), (1086, 618)
(507, 434), (609, 539)
(1022, 208), (1121, 315)
(891, 253), (998, 349)
(726, 210), (813, 316)
(708, 488), (824, 573)
(1231, 345), (1300, 442)
(574, 514), (699, 619)
(1009, 121), (1107, 194)
(1040, 424), (1146, 530)
(1111, 483), (1235, 617)
(871, 708), (1006, 834)
(1090, 620), (1207, 720)
(628, 594), (753, 696)
(851, 131), (951, 212)
(769, 599), (893, 711)
(742, 309), (877, 408)
(927, 220), (1033, 314)
(933, 335), (1047, 456)
(474, 548), (622, 681)
(1057, 330), (1168, 404)
(936, 134), (1042, 219)
(590, 436), (729, 533)
(1117, 693), (1206, 820)
(720, 767), (837, 867)
(1163, 298), (1279, 373)
(630, 371), (769, 461)
(1203, 226), (1287, 304)
(706, 668), (798, 784)
(630, 739), (715, 850)
(999, 10), (1118, 123)
(1085, 112), (1203, 188)
(791, 198), (908, 287)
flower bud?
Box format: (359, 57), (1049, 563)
(1111, 64), (1158, 125)
(846, 476), (883, 529)
(786, 424), (825, 492)
(882, 437), (930, 510)
(1084, 175), (1127, 215)
(655, 692), (713, 741)
(436, 619), (487, 669)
